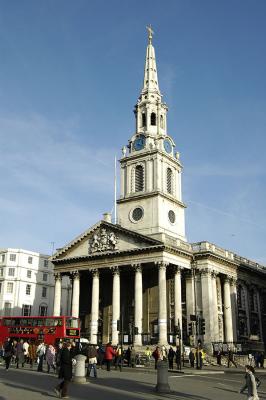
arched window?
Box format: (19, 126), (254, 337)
(142, 113), (146, 127)
(150, 112), (156, 126)
(167, 168), (173, 194)
(135, 165), (144, 192)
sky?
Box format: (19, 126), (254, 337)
(0, 0), (265, 264)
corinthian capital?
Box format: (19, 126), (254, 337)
(71, 270), (80, 280)
(132, 263), (142, 273)
(110, 266), (120, 276)
(91, 268), (99, 278)
(54, 272), (62, 281)
(156, 261), (168, 271)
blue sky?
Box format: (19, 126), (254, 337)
(0, 1), (265, 263)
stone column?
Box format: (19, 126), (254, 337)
(223, 276), (234, 343)
(185, 270), (195, 330)
(157, 262), (168, 345)
(174, 266), (182, 342)
(90, 269), (100, 344)
(53, 273), (62, 316)
(201, 269), (214, 344)
(244, 284), (251, 337)
(71, 271), (80, 318)
(133, 264), (143, 346)
(230, 278), (238, 342)
(120, 166), (125, 198)
(211, 271), (219, 341)
(146, 158), (153, 191)
(111, 267), (120, 345)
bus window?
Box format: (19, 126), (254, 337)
(14, 319), (21, 326)
(46, 319), (54, 326)
(66, 318), (78, 328)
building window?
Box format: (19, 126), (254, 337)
(4, 302), (11, 316)
(9, 254), (16, 262)
(7, 282), (14, 293)
(0, 268), (3, 277)
(22, 304), (32, 316)
(27, 270), (32, 278)
(8, 268), (15, 277)
(135, 165), (144, 192)
(28, 256), (33, 264)
(39, 304), (48, 316)
(42, 287), (47, 298)
(142, 113), (146, 127)
(43, 273), (48, 282)
(26, 284), (31, 295)
(167, 168), (173, 194)
(1, 254), (5, 263)
(150, 112), (156, 126)
(44, 259), (49, 268)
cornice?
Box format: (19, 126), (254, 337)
(117, 190), (186, 209)
(119, 148), (183, 169)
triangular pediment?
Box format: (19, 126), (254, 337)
(51, 220), (163, 262)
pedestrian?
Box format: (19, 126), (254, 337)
(152, 346), (160, 370)
(161, 345), (167, 361)
(176, 346), (181, 370)
(15, 339), (25, 369)
(87, 344), (98, 378)
(3, 338), (13, 371)
(168, 346), (175, 370)
(144, 346), (151, 366)
(55, 342), (63, 375)
(46, 344), (56, 373)
(97, 344), (105, 369)
(104, 342), (116, 371)
(196, 348), (203, 370)
(130, 346), (136, 368)
(115, 345), (123, 371)
(36, 341), (46, 372)
(189, 349), (195, 368)
(216, 350), (222, 366)
(54, 342), (75, 399)
(28, 340), (37, 368)
(23, 340), (29, 364)
(227, 349), (237, 368)
(239, 365), (260, 400)
(125, 346), (131, 367)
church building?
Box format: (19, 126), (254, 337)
(51, 28), (266, 353)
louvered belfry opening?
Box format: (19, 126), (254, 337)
(167, 168), (173, 194)
(151, 112), (156, 126)
(135, 165), (144, 192)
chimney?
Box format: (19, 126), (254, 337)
(103, 212), (112, 223)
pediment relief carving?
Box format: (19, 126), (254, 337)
(88, 228), (118, 254)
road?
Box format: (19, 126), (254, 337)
(0, 364), (265, 400)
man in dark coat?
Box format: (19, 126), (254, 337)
(168, 346), (175, 370)
(3, 338), (13, 371)
(54, 342), (74, 398)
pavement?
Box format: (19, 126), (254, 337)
(0, 362), (266, 400)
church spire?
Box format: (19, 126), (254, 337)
(141, 25), (161, 97)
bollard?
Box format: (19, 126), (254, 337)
(155, 360), (170, 393)
(72, 354), (87, 384)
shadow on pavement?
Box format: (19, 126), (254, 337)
(2, 382), (50, 397)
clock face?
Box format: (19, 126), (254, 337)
(164, 139), (172, 153)
(133, 135), (146, 151)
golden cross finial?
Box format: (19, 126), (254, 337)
(146, 24), (154, 44)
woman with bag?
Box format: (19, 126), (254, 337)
(239, 365), (260, 400)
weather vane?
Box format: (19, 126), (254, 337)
(146, 24), (154, 44)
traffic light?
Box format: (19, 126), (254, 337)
(188, 322), (193, 336)
(200, 318), (205, 335)
(134, 327), (139, 335)
(117, 320), (121, 331)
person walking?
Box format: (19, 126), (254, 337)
(3, 338), (13, 371)
(152, 346), (160, 370)
(144, 346), (152, 366)
(54, 342), (74, 399)
(46, 344), (56, 373)
(189, 349), (195, 368)
(239, 365), (260, 400)
(176, 346), (181, 370)
(115, 345), (123, 371)
(104, 342), (115, 371)
(55, 342), (63, 375)
(36, 341), (46, 372)
(216, 350), (222, 366)
(15, 339), (25, 369)
(97, 344), (105, 369)
(130, 346), (136, 368)
(227, 349), (237, 368)
(168, 346), (175, 370)
(28, 341), (37, 368)
(23, 340), (29, 364)
(87, 344), (98, 378)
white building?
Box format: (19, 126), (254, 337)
(0, 248), (71, 317)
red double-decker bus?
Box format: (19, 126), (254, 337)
(0, 316), (80, 346)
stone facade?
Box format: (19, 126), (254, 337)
(51, 29), (266, 352)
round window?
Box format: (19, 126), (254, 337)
(168, 210), (176, 224)
(132, 207), (144, 221)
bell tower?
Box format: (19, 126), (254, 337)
(117, 26), (186, 241)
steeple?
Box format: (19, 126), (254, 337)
(141, 25), (161, 97)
